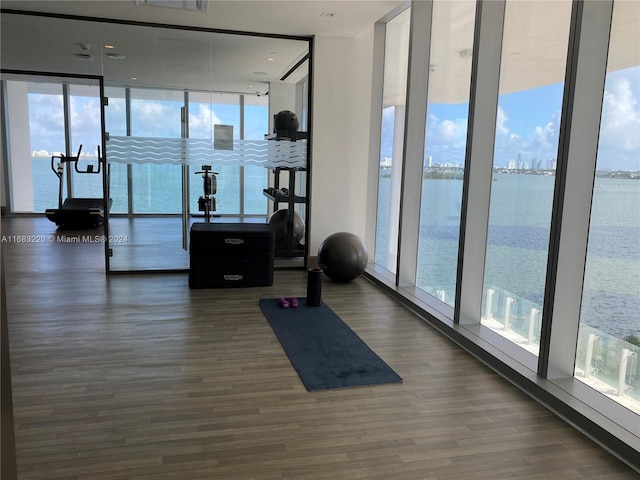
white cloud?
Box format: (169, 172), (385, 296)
(131, 100), (181, 137)
(69, 96), (101, 150)
(493, 108), (560, 166)
(425, 114), (469, 165)
(496, 106), (510, 135)
(598, 75), (640, 167)
(28, 94), (64, 143)
(532, 110), (561, 151)
(438, 119), (457, 143)
(189, 104), (222, 139)
(426, 115), (468, 147)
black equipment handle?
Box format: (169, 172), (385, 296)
(73, 145), (101, 174)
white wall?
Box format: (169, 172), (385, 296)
(309, 28), (376, 256)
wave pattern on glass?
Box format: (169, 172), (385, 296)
(106, 136), (307, 168)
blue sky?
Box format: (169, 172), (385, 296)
(27, 65), (640, 171)
(383, 66), (640, 171)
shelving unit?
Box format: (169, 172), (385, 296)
(263, 130), (308, 264)
(263, 166), (307, 259)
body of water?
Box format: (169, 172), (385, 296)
(378, 173), (639, 340)
(30, 158), (639, 339)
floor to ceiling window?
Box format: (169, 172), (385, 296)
(416, 0), (476, 306)
(575, 0), (640, 413)
(370, 0), (638, 465)
(3, 78), (103, 214)
(375, 7), (410, 274)
(69, 84), (102, 200)
(243, 95), (269, 216)
(188, 92), (240, 215)
(27, 82), (64, 214)
(480, 0), (572, 356)
(130, 88), (183, 214)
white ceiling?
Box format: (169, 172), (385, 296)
(0, 1), (405, 94)
(0, 1), (405, 37)
(1, 1), (637, 103)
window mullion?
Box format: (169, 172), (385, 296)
(542, 0), (614, 379)
(397, 0), (433, 287)
(454, 0), (506, 325)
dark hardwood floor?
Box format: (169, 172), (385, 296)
(1, 216), (637, 479)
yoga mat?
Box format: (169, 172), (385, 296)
(259, 298), (403, 391)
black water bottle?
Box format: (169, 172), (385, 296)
(306, 268), (323, 306)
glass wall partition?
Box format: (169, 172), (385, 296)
(575, 0), (640, 413)
(480, 0), (572, 356)
(106, 88), (187, 271)
(104, 87), (128, 214)
(69, 84), (103, 200)
(416, 0), (476, 306)
(188, 92), (241, 215)
(375, 7), (411, 274)
(244, 95), (269, 216)
(129, 88), (183, 215)
(0, 11), (311, 272)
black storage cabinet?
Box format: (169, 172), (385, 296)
(189, 223), (275, 288)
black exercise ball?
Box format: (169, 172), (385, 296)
(274, 110), (300, 133)
(268, 209), (305, 245)
(318, 232), (369, 283)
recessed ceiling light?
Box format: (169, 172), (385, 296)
(131, 77), (137, 80)
(266, 57), (275, 62)
(104, 44), (115, 49)
(74, 53), (94, 61)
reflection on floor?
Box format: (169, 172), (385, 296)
(109, 216), (190, 271)
(108, 215), (305, 272)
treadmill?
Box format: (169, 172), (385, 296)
(45, 145), (111, 229)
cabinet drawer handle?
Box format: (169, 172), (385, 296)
(224, 275), (243, 281)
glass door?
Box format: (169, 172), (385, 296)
(106, 88), (189, 271)
(2, 72), (108, 271)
